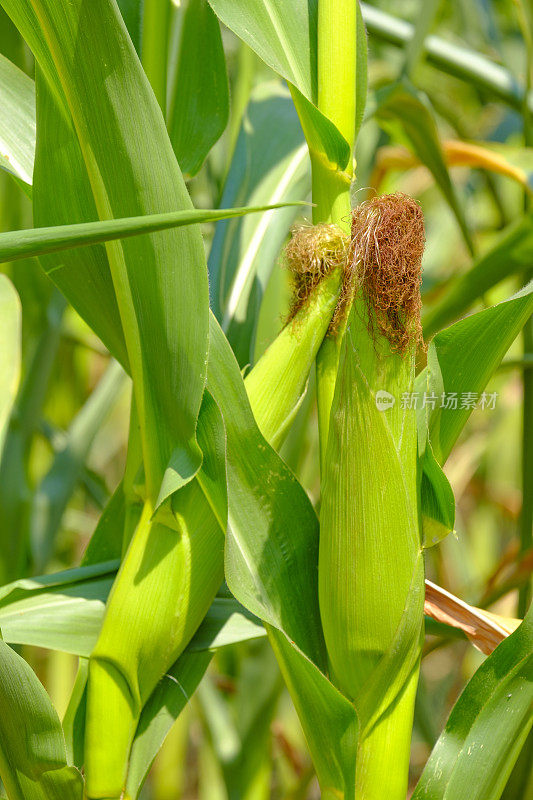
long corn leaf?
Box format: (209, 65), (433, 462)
(206, 0), (357, 174)
(0, 204), (306, 265)
(419, 280), (533, 464)
(412, 603), (533, 800)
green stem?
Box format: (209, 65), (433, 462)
(314, 5), (424, 784)
(317, 0), (357, 163)
(314, 0), (358, 470)
(355, 668), (419, 800)
(142, 0), (171, 116)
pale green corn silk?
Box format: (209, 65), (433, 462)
(319, 289), (424, 799)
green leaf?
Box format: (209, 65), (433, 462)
(0, 561), (118, 656)
(209, 81), (309, 366)
(207, 0), (351, 172)
(416, 282), (533, 544)
(32, 73), (128, 367)
(419, 442), (456, 547)
(0, 639), (84, 800)
(419, 280), (533, 464)
(268, 629), (359, 800)
(5, 0), (211, 505)
(424, 213), (533, 337)
(0, 203), (306, 265)
(0, 52), (34, 188)
(80, 482), (125, 566)
(167, 0), (229, 177)
(0, 559), (266, 657)
(416, 364), (456, 548)
(375, 80), (473, 253)
(412, 605), (533, 800)
(208, 0), (318, 100)
(0, 275), (21, 460)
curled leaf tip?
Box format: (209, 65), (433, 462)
(346, 192), (425, 353)
(285, 223), (349, 320)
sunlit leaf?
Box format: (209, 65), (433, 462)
(0, 52), (34, 189)
(0, 275), (21, 460)
(412, 604), (533, 800)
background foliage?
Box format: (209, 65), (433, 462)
(0, 0), (532, 797)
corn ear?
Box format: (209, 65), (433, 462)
(318, 195), (426, 799)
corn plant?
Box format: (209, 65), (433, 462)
(0, 1), (532, 799)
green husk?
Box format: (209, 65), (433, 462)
(246, 223), (347, 447)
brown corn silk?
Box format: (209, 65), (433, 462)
(340, 192), (425, 351)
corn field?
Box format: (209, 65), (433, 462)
(0, 0), (532, 798)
